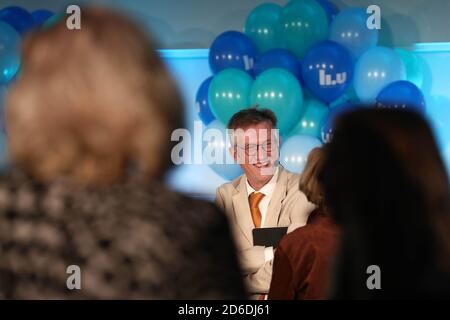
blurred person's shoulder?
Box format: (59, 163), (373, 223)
(71, 176), (227, 228)
(0, 168), (239, 299)
(0, 167), (227, 236)
(277, 209), (339, 262)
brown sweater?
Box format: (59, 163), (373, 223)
(268, 209), (339, 300)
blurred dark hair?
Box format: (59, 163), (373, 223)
(227, 107), (277, 130)
(320, 108), (450, 299)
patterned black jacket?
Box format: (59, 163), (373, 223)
(0, 170), (246, 299)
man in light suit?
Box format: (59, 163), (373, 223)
(215, 108), (315, 298)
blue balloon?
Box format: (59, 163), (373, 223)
(0, 6), (34, 35)
(253, 48), (302, 80)
(297, 58), (305, 85)
(280, 135), (322, 173)
(203, 120), (243, 180)
(330, 8), (378, 59)
(209, 31), (257, 74)
(316, 0), (339, 24)
(354, 46), (406, 103)
(0, 21), (21, 85)
(195, 77), (216, 125)
(301, 40), (353, 104)
(321, 102), (361, 143)
(32, 9), (54, 27)
(376, 80), (426, 113)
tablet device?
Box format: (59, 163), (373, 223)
(252, 227), (288, 247)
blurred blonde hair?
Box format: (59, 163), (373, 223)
(299, 147), (325, 206)
(5, 7), (182, 186)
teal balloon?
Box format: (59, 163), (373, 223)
(203, 120), (243, 180)
(277, 0), (329, 58)
(0, 21), (21, 85)
(0, 133), (8, 171)
(0, 85), (5, 107)
(245, 3), (282, 53)
(250, 68), (304, 135)
(280, 135), (322, 173)
(354, 46), (406, 103)
(395, 48), (424, 89)
(42, 12), (64, 29)
(208, 68), (253, 126)
(329, 85), (358, 108)
(290, 98), (329, 138)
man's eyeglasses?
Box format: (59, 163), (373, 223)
(236, 142), (274, 156)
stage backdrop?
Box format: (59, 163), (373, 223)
(161, 44), (450, 201)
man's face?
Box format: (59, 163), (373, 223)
(231, 121), (279, 186)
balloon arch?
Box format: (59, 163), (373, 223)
(0, 2), (430, 179)
(196, 0), (426, 179)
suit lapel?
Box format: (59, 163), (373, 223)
(232, 175), (254, 245)
(265, 167), (288, 227)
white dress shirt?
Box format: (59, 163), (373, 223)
(245, 167), (279, 262)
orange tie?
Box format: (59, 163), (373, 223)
(249, 192), (265, 228)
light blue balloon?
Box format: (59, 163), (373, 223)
(203, 120), (243, 180)
(426, 95), (450, 151)
(443, 142), (450, 179)
(208, 68), (253, 126)
(280, 135), (322, 173)
(244, 3), (282, 52)
(277, 0), (329, 58)
(290, 98), (329, 138)
(354, 46), (406, 103)
(395, 48), (424, 89)
(250, 68), (304, 135)
(330, 8), (378, 59)
(0, 21), (21, 85)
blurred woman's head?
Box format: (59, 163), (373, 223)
(299, 147), (326, 207)
(320, 108), (450, 297)
(5, 7), (182, 186)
